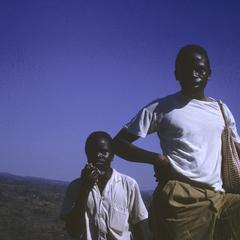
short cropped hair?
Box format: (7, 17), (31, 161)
(85, 131), (113, 155)
(175, 44), (211, 74)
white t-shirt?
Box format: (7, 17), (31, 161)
(60, 169), (148, 240)
(125, 92), (240, 192)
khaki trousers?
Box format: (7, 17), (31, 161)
(150, 180), (240, 240)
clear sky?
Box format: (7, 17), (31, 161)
(1, 0), (240, 190)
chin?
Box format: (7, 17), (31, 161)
(185, 85), (204, 93)
(98, 168), (109, 176)
(99, 172), (106, 177)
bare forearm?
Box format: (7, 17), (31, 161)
(65, 212), (84, 238)
(113, 128), (170, 175)
(132, 219), (149, 240)
(113, 128), (170, 168)
(114, 137), (161, 165)
(65, 186), (91, 237)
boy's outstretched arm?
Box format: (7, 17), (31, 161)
(113, 128), (169, 168)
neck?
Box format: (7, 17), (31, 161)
(181, 89), (209, 101)
(97, 168), (113, 194)
(99, 168), (113, 181)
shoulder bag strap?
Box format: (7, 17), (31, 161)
(217, 100), (227, 127)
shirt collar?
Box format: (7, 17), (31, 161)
(111, 168), (122, 183)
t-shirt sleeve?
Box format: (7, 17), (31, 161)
(124, 101), (161, 138)
(223, 103), (240, 143)
(128, 181), (148, 225)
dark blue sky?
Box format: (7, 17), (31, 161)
(1, 0), (240, 190)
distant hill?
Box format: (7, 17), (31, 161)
(0, 172), (153, 240)
(0, 172), (68, 186)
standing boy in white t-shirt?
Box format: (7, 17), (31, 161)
(113, 45), (240, 239)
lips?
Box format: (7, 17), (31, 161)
(94, 161), (110, 176)
(95, 158), (106, 164)
(194, 77), (202, 83)
(94, 159), (107, 168)
(191, 77), (204, 88)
